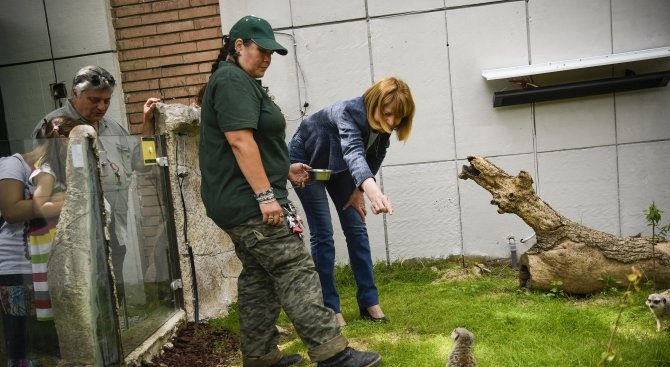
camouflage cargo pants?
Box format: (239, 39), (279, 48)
(224, 214), (348, 367)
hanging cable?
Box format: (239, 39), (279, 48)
(276, 31), (309, 122)
(176, 132), (199, 324)
(42, 0), (62, 108)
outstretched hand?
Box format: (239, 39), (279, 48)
(359, 177), (394, 215)
(289, 163), (312, 188)
(367, 191), (393, 215)
(144, 97), (161, 115)
(142, 97), (161, 135)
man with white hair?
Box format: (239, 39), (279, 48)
(32, 65), (159, 303)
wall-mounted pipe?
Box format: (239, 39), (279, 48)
(520, 232), (536, 244)
(506, 235), (518, 269)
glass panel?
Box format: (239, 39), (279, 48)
(0, 136), (118, 366)
(0, 133), (181, 366)
(114, 134), (181, 354)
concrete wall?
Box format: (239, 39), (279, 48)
(218, 0), (670, 263)
(0, 0), (124, 149)
(0, 0), (220, 141)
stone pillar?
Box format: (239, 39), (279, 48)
(49, 125), (108, 367)
(154, 102), (241, 321)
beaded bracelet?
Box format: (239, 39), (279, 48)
(255, 187), (275, 203)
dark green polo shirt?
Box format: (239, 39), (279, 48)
(199, 61), (289, 229)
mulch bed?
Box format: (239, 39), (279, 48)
(142, 321), (240, 367)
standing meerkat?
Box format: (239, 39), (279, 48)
(447, 327), (477, 367)
(646, 289), (670, 332)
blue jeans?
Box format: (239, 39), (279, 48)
(294, 171), (379, 314)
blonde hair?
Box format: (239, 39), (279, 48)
(363, 77), (415, 141)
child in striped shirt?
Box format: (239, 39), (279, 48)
(29, 116), (82, 322)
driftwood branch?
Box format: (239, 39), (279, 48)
(458, 155), (670, 293)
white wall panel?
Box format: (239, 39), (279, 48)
(459, 154), (537, 258)
(537, 147), (620, 235)
(534, 75), (616, 151)
(367, 0), (444, 17)
(361, 203), (388, 264)
(292, 21), (371, 114)
(528, 0), (612, 63)
(0, 57), (124, 146)
(445, 0), (503, 7)
(370, 12), (455, 164)
(0, 62), (55, 144)
(447, 2), (534, 158)
(218, 0), (293, 30)
(45, 0), (116, 58)
(614, 59), (670, 144)
(618, 141), (670, 237)
(290, 0), (366, 26)
(382, 162), (462, 260)
(262, 31), (304, 140)
(0, 0), (51, 64)
(612, 0), (670, 52)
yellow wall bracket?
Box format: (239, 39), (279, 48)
(142, 137), (157, 165)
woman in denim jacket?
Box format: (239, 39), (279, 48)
(289, 77), (415, 326)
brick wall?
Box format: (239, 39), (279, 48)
(108, 0), (222, 298)
(110, 0), (221, 134)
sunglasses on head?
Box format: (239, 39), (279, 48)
(74, 72), (116, 88)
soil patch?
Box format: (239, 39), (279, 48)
(142, 322), (239, 367)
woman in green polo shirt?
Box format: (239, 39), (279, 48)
(198, 15), (382, 367)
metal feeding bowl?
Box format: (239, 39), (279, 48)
(309, 169), (332, 181)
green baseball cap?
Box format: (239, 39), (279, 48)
(229, 15), (288, 56)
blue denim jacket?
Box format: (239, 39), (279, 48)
(289, 96), (390, 188)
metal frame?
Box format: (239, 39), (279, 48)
(492, 70), (670, 107)
(482, 46), (670, 81)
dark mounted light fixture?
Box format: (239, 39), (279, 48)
(493, 70), (670, 107)
(50, 82), (67, 100)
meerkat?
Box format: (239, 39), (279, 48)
(446, 327), (477, 367)
(646, 289), (670, 332)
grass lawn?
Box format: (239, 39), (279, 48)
(213, 257), (670, 367)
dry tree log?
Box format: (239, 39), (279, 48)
(458, 155), (670, 294)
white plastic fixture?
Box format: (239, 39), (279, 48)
(481, 46), (670, 80)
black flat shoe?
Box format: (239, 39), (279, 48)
(359, 307), (389, 323)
